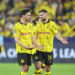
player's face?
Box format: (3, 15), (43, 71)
(39, 12), (47, 21)
(25, 12), (31, 22)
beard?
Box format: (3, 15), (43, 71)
(26, 18), (31, 22)
(42, 18), (46, 22)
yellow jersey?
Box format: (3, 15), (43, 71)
(36, 20), (58, 52)
(13, 22), (36, 54)
(33, 26), (37, 35)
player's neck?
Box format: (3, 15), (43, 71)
(43, 18), (48, 24)
(21, 19), (27, 25)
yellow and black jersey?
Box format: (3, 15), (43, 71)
(13, 22), (36, 54)
(36, 20), (58, 52)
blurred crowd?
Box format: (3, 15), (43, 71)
(0, 0), (75, 38)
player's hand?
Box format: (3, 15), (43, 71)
(61, 38), (68, 44)
(38, 46), (43, 50)
(24, 46), (33, 50)
(32, 45), (36, 48)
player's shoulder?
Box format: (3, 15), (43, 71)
(15, 22), (21, 25)
(13, 22), (23, 30)
(49, 20), (56, 25)
(27, 22), (33, 27)
(49, 20), (56, 27)
(14, 22), (21, 28)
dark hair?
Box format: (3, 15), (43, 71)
(33, 17), (40, 25)
(20, 9), (30, 17)
(39, 9), (47, 13)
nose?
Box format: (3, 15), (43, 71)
(29, 16), (31, 18)
(40, 16), (42, 18)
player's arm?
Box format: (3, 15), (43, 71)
(52, 22), (68, 44)
(14, 37), (33, 49)
(13, 25), (32, 50)
(32, 44), (36, 48)
(55, 33), (68, 44)
(32, 34), (43, 50)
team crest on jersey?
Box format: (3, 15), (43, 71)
(21, 59), (24, 63)
(14, 30), (17, 35)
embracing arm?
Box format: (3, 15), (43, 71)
(14, 37), (32, 49)
(32, 34), (43, 50)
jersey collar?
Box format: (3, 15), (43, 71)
(47, 19), (50, 23)
(43, 19), (50, 24)
(20, 21), (27, 25)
